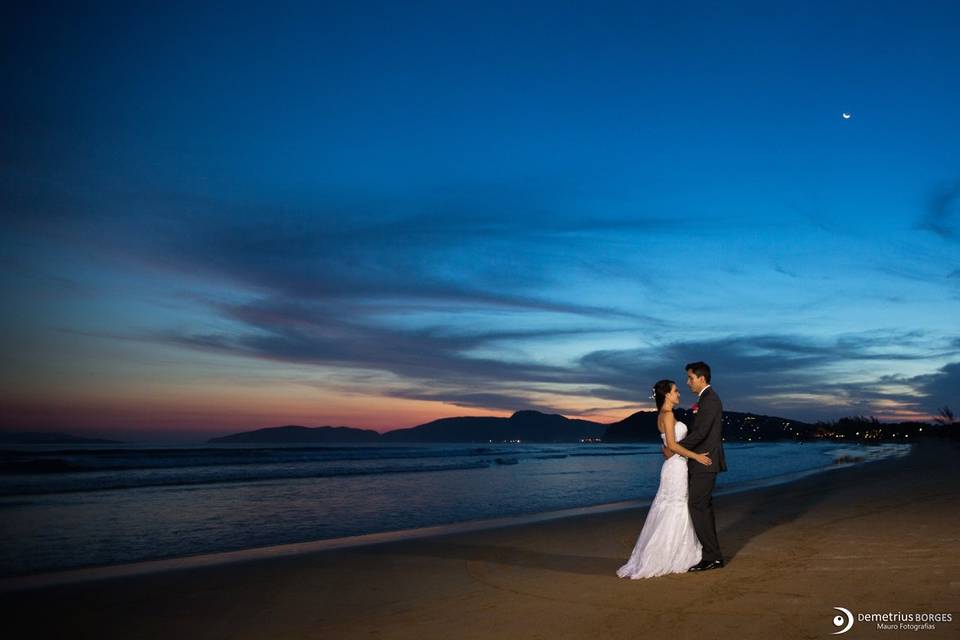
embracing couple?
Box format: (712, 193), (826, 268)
(616, 361), (727, 579)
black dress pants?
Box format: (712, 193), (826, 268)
(688, 471), (722, 562)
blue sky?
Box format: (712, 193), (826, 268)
(2, 1), (959, 439)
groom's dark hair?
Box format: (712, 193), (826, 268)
(685, 361), (711, 383)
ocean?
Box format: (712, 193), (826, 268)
(0, 440), (910, 578)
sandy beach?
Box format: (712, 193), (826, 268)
(4, 439), (958, 639)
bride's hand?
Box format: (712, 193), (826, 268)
(697, 454), (712, 466)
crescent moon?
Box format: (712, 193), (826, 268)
(842, 113), (851, 119)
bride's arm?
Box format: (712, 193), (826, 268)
(661, 415), (711, 465)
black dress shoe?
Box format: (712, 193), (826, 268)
(688, 559), (725, 572)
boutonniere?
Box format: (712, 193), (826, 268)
(691, 403), (699, 414)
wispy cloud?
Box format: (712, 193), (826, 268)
(161, 294), (960, 421)
(900, 361), (960, 412)
(572, 332), (960, 415)
(6, 173), (960, 426)
(916, 181), (960, 240)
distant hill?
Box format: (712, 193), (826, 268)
(381, 410), (607, 443)
(207, 425), (382, 444)
(205, 408), (815, 445)
(207, 411), (607, 444)
(602, 409), (814, 442)
(0, 431), (123, 444)
(600, 411), (665, 442)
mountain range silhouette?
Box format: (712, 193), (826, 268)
(206, 409), (811, 443)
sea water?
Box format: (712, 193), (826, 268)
(0, 440), (910, 577)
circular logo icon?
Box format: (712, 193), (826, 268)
(832, 607), (854, 634)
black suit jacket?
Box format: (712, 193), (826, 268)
(677, 386), (727, 474)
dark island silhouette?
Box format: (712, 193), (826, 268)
(208, 410), (607, 444)
(205, 409), (821, 444)
(0, 431), (123, 445)
(208, 425), (382, 444)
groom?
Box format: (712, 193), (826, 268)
(662, 361), (727, 571)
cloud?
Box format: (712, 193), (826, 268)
(162, 295), (960, 422)
(916, 180), (960, 240)
(773, 264), (800, 278)
(568, 332), (960, 420)
(902, 361), (960, 413)
(7, 175), (959, 425)
(3, 177), (677, 321)
(163, 296), (620, 386)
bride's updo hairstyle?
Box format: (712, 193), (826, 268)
(653, 379), (675, 411)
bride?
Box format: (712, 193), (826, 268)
(616, 379), (712, 579)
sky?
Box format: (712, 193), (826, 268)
(2, 1), (959, 442)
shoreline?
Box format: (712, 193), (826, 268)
(0, 445), (906, 593)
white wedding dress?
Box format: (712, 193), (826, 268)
(616, 420), (702, 579)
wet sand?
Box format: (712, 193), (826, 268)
(4, 439), (958, 639)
